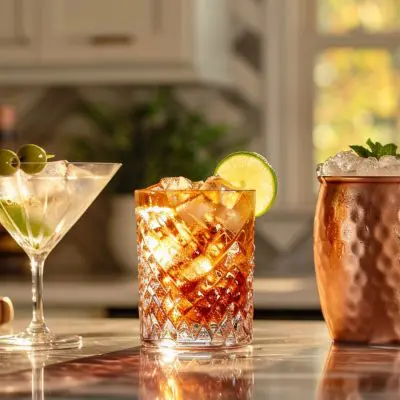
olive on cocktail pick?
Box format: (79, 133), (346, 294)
(0, 149), (20, 176)
(17, 144), (51, 174)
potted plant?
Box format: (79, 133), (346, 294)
(69, 88), (245, 272)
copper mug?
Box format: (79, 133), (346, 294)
(314, 176), (400, 344)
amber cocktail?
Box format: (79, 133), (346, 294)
(135, 178), (255, 348)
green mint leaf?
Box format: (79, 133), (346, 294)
(366, 138), (377, 153)
(349, 145), (372, 158)
(381, 143), (398, 157)
(350, 139), (400, 159)
(376, 142), (384, 157)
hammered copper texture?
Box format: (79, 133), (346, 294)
(314, 177), (400, 344)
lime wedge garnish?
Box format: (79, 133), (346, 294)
(215, 151), (277, 217)
(0, 200), (52, 239)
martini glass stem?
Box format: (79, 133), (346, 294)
(27, 254), (49, 335)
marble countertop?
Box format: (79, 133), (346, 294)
(0, 319), (397, 399)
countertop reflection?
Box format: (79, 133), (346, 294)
(1, 319), (400, 399)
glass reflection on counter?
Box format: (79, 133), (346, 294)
(0, 352), (47, 399)
(0, 346), (254, 399)
(140, 348), (254, 400)
(30, 353), (45, 400)
(318, 344), (400, 399)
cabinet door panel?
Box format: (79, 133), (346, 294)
(41, 0), (185, 63)
(0, 0), (38, 64)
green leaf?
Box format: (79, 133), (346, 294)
(381, 143), (398, 157)
(196, 125), (228, 146)
(75, 102), (115, 134)
(349, 145), (371, 158)
(351, 139), (400, 159)
(366, 138), (377, 153)
(112, 120), (133, 151)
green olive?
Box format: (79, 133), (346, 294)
(17, 144), (48, 174)
(0, 149), (20, 176)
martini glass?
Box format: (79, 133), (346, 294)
(0, 161), (121, 350)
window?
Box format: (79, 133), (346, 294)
(314, 48), (400, 163)
(314, 0), (400, 164)
(263, 0), (400, 212)
(318, 0), (400, 33)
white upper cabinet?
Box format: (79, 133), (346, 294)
(41, 0), (183, 63)
(0, 0), (230, 84)
(0, 0), (38, 64)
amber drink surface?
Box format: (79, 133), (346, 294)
(135, 178), (255, 348)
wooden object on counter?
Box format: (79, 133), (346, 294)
(0, 297), (14, 324)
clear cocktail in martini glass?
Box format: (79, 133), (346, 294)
(0, 160), (121, 350)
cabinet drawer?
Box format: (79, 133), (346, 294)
(49, 0), (151, 39)
(41, 0), (184, 64)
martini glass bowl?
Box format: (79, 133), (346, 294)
(0, 161), (121, 350)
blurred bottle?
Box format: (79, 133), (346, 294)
(0, 105), (29, 275)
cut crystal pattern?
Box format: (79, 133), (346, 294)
(136, 189), (255, 348)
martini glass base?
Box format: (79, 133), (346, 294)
(0, 331), (82, 350)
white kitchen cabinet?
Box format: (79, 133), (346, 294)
(0, 0), (230, 85)
(40, 0), (182, 63)
(0, 0), (38, 64)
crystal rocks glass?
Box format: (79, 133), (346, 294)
(135, 188), (256, 348)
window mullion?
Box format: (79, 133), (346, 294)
(263, 0), (315, 213)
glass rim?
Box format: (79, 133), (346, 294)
(319, 175), (400, 182)
(15, 162), (122, 166)
(135, 188), (256, 194)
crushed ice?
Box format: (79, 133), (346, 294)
(319, 151), (400, 176)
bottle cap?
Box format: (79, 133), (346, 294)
(0, 105), (16, 130)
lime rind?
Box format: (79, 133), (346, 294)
(215, 151), (278, 217)
(0, 200), (52, 240)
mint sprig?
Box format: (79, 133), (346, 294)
(350, 139), (400, 160)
